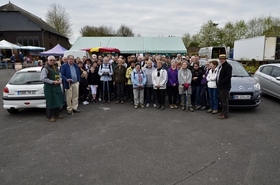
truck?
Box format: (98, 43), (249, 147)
(233, 36), (280, 63)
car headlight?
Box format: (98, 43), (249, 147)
(254, 83), (260, 90)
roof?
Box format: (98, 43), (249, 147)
(70, 37), (187, 54)
(0, 2), (67, 38)
(40, 44), (67, 56)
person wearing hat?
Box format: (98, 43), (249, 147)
(217, 54), (232, 119)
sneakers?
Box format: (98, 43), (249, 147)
(181, 106), (186, 111)
(140, 104), (145, 108)
(173, 104), (178, 109)
(160, 106), (165, 110)
(146, 103), (150, 108)
(207, 109), (213, 113)
(201, 106), (207, 110)
(83, 101), (89, 105)
(195, 105), (202, 110)
(153, 104), (157, 108)
(116, 101), (120, 104)
(169, 104), (174, 109)
(188, 107), (194, 112)
(212, 110), (218, 114)
(121, 101), (124, 104)
(134, 105), (138, 109)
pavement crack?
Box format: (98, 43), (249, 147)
(171, 160), (216, 185)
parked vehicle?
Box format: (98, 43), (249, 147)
(233, 36), (280, 63)
(254, 63), (280, 99)
(227, 60), (262, 108)
(2, 67), (46, 114)
(63, 50), (90, 59)
(198, 46), (227, 60)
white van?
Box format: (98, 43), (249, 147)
(198, 46), (227, 60)
(63, 50), (90, 60)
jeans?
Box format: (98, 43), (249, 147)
(219, 88), (230, 116)
(168, 85), (178, 105)
(145, 86), (156, 104)
(192, 86), (201, 106)
(208, 88), (218, 110)
(116, 82), (125, 101)
(200, 85), (208, 106)
(101, 81), (111, 102)
(155, 89), (166, 107)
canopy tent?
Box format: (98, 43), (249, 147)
(0, 40), (20, 49)
(70, 37), (187, 55)
(20, 46), (45, 50)
(40, 44), (67, 56)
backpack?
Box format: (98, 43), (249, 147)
(100, 63), (112, 73)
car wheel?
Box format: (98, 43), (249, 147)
(7, 108), (19, 114)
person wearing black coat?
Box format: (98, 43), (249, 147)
(217, 54), (232, 119)
(191, 62), (204, 109)
(88, 62), (100, 102)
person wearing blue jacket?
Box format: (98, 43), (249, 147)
(60, 55), (81, 114)
(131, 63), (147, 109)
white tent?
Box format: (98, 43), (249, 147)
(20, 46), (45, 50)
(0, 40), (20, 49)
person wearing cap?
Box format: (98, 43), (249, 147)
(152, 60), (168, 110)
(217, 54), (232, 119)
(131, 63), (147, 109)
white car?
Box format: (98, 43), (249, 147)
(3, 67), (46, 114)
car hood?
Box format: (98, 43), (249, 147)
(231, 77), (258, 91)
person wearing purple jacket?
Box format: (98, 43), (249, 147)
(167, 61), (179, 109)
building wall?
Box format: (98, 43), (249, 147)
(0, 31), (70, 50)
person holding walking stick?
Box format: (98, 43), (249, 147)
(98, 56), (113, 103)
(61, 55), (81, 115)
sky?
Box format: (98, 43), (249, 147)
(5, 0), (280, 44)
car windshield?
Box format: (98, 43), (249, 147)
(229, 61), (250, 77)
(9, 72), (43, 85)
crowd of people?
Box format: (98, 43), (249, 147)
(40, 53), (232, 122)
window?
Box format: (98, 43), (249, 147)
(17, 37), (23, 45)
(34, 37), (39, 46)
(28, 37), (34, 46)
(22, 38), (28, 46)
(260, 66), (273, 75)
(271, 67), (280, 78)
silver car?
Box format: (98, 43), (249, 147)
(254, 63), (280, 99)
(227, 60), (262, 108)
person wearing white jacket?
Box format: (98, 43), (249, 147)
(206, 60), (219, 114)
(152, 60), (168, 110)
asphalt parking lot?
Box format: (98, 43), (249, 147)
(0, 69), (280, 185)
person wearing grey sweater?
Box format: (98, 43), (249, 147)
(178, 61), (194, 112)
(143, 60), (156, 107)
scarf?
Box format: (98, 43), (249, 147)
(157, 67), (162, 77)
(137, 70), (142, 83)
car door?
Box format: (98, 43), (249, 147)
(258, 66), (273, 93)
(269, 66), (280, 98)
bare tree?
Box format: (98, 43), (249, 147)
(116, 25), (135, 37)
(46, 3), (72, 38)
(80, 25), (115, 37)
